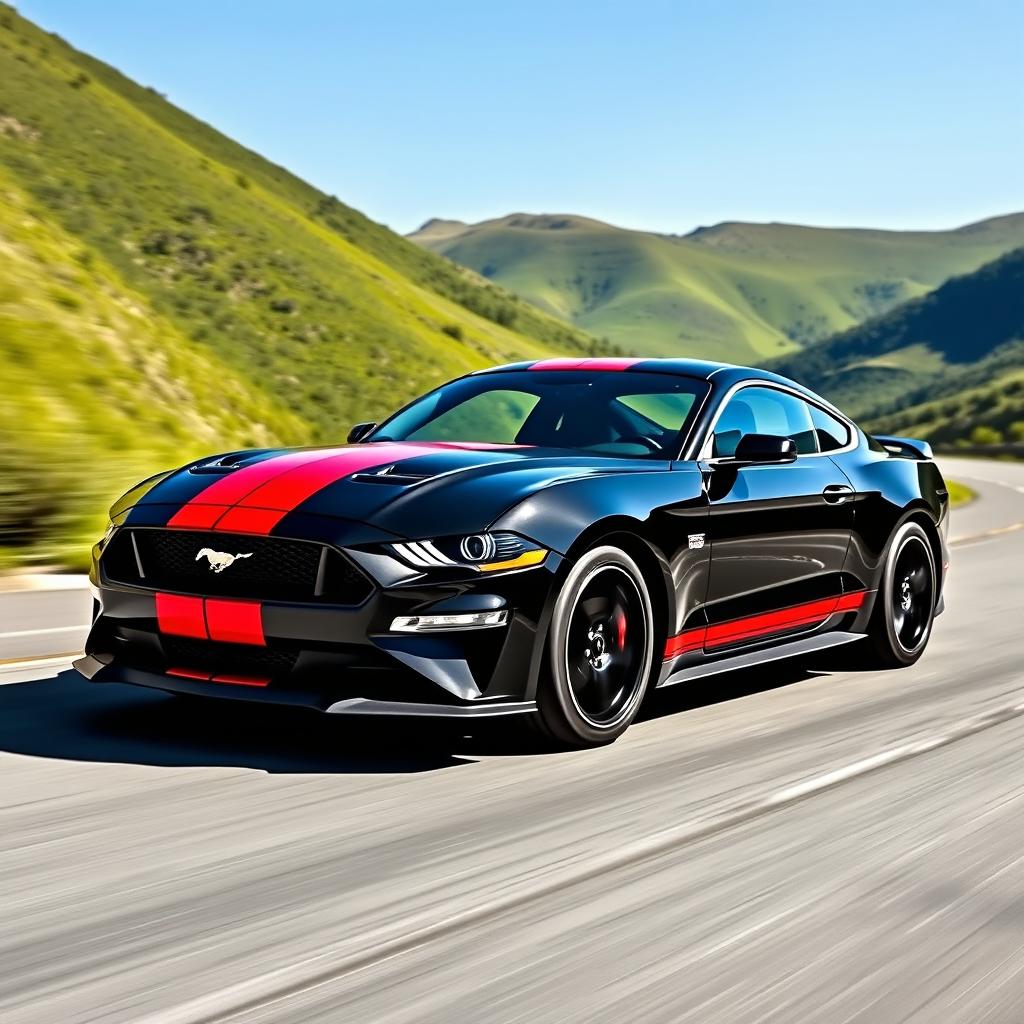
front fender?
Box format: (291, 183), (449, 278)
(492, 464), (711, 642)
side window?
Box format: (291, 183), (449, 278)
(810, 404), (851, 452)
(713, 387), (819, 457)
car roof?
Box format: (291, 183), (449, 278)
(477, 357), (824, 399)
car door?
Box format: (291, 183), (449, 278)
(700, 385), (855, 653)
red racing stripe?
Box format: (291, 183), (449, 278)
(211, 674), (270, 687)
(664, 590), (870, 660)
(205, 598), (265, 646)
(166, 667), (211, 681)
(529, 357), (641, 371)
(155, 594), (207, 639)
(156, 595), (265, 645)
(168, 449), (342, 524)
(166, 504), (230, 529)
(166, 667), (269, 687)
(213, 507), (286, 535)
(170, 443), (451, 536)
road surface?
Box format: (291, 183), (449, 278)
(0, 455), (1022, 1023)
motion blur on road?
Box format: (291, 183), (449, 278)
(0, 455), (1022, 1023)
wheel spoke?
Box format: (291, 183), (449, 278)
(891, 537), (933, 653)
(563, 563), (649, 726)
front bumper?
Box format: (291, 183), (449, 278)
(79, 532), (559, 716)
(73, 653), (537, 717)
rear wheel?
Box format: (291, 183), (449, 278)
(534, 546), (655, 747)
(863, 521), (936, 667)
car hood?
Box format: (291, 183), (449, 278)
(114, 441), (663, 540)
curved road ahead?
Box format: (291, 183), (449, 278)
(1, 456), (1022, 1024)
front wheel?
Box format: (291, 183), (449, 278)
(863, 520), (937, 668)
(535, 545), (655, 747)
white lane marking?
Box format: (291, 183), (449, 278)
(134, 691), (1024, 1024)
(0, 624), (90, 639)
(950, 521), (1024, 547)
(0, 655), (78, 684)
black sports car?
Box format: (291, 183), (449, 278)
(76, 357), (949, 747)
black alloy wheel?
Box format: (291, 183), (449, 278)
(863, 520), (937, 668)
(537, 545), (655, 747)
(891, 533), (934, 655)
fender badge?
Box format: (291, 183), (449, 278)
(688, 534), (706, 550)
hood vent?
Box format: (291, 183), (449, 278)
(351, 466), (433, 486)
(189, 451), (263, 475)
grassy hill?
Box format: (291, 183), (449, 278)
(769, 248), (1024, 446)
(409, 212), (1024, 363)
(0, 5), (603, 569)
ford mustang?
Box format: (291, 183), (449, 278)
(75, 357), (949, 747)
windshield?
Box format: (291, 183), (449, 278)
(370, 370), (708, 458)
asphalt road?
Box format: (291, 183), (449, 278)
(0, 455), (1022, 1023)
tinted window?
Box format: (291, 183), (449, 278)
(373, 371), (708, 458)
(810, 404), (851, 452)
(406, 390), (539, 444)
(713, 386), (818, 457)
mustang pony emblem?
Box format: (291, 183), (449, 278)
(195, 548), (252, 573)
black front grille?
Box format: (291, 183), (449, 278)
(103, 529), (373, 605)
(161, 636), (298, 678)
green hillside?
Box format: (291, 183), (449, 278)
(0, 5), (602, 569)
(409, 212), (1024, 363)
(770, 248), (1024, 446)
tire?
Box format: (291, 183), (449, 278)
(862, 520), (937, 668)
(534, 545), (656, 747)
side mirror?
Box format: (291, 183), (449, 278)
(732, 433), (797, 465)
(347, 422), (377, 444)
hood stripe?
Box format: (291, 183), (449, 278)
(167, 449), (345, 526)
(167, 442), (518, 536)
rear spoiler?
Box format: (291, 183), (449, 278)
(873, 435), (933, 461)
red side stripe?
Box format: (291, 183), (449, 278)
(664, 590), (870, 660)
(664, 628), (705, 659)
(704, 596), (842, 648)
(205, 598), (265, 646)
(529, 357), (641, 371)
(833, 591), (868, 613)
(155, 594), (207, 639)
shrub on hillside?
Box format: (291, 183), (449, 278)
(969, 425), (1003, 445)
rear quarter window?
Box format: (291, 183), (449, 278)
(810, 405), (852, 452)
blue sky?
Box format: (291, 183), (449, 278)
(20, 0), (1024, 235)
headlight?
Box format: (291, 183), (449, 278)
(391, 532), (547, 573)
(101, 522), (117, 546)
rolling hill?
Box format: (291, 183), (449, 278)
(0, 5), (602, 568)
(409, 212), (1024, 363)
(769, 248), (1024, 446)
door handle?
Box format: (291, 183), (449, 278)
(822, 484), (854, 504)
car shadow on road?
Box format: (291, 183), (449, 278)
(0, 649), (866, 774)
(0, 671), (478, 774)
